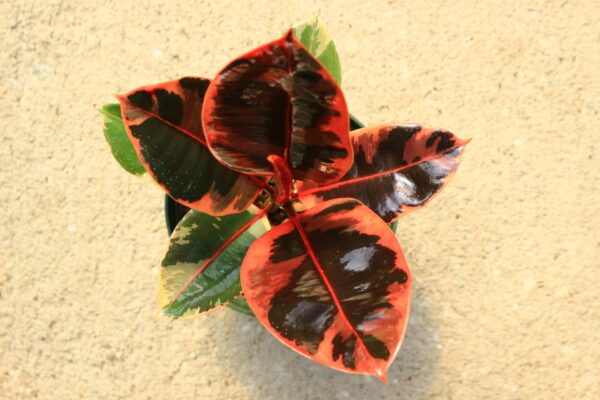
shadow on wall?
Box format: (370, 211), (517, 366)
(214, 283), (440, 400)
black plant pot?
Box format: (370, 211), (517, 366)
(163, 115), (365, 315)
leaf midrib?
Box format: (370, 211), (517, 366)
(297, 140), (469, 197)
(285, 205), (376, 366)
(128, 102), (209, 147)
(164, 208), (270, 311)
(122, 99), (269, 191)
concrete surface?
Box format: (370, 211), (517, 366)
(1, 1), (599, 399)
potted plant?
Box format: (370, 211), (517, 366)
(100, 17), (468, 382)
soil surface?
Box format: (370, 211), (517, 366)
(1, 1), (598, 399)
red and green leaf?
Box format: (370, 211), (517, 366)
(240, 198), (411, 381)
(297, 124), (469, 223)
(202, 30), (352, 184)
(159, 207), (269, 318)
(117, 77), (265, 216)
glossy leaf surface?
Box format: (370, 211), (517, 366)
(293, 15), (342, 84)
(159, 208), (268, 318)
(100, 103), (146, 175)
(298, 125), (468, 223)
(241, 198), (411, 381)
(202, 30), (352, 184)
(118, 77), (264, 216)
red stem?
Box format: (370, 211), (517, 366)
(268, 155), (293, 204)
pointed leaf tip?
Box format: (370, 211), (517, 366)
(285, 27), (294, 41)
(373, 367), (388, 384)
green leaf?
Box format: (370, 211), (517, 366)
(159, 208), (268, 318)
(99, 103), (146, 175)
(227, 296), (255, 316)
(389, 221), (398, 234)
(293, 15), (342, 84)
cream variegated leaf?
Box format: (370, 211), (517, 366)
(159, 207), (269, 318)
(293, 15), (342, 84)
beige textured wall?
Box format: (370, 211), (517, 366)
(1, 1), (598, 399)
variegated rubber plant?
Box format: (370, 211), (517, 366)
(100, 17), (468, 382)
